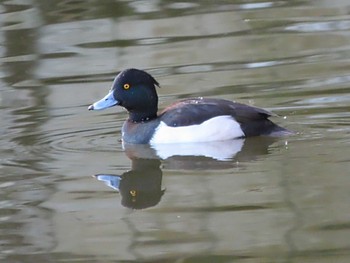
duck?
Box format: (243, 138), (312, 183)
(88, 68), (292, 144)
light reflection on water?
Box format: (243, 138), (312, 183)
(1, 0), (350, 262)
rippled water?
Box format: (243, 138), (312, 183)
(1, 0), (350, 262)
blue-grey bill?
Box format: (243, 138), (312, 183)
(94, 174), (121, 191)
(88, 90), (118, 110)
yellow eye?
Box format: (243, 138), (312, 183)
(123, 83), (130, 90)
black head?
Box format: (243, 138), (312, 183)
(112, 69), (159, 121)
(89, 68), (160, 123)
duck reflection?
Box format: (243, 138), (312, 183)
(95, 158), (164, 209)
(94, 137), (280, 209)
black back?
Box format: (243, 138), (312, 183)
(159, 98), (289, 137)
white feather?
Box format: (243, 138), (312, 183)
(150, 115), (244, 144)
(152, 139), (245, 160)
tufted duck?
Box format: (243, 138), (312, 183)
(88, 68), (293, 144)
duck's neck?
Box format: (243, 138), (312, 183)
(129, 110), (157, 123)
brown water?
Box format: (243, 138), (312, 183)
(1, 0), (350, 262)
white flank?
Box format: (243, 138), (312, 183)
(150, 115), (244, 144)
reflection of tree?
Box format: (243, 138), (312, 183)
(1, 1), (54, 257)
(3, 3), (50, 158)
(36, 0), (131, 23)
(281, 160), (304, 261)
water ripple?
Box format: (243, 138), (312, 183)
(286, 20), (350, 32)
(37, 124), (120, 154)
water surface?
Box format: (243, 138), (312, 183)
(1, 0), (350, 262)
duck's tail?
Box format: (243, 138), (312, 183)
(267, 123), (295, 137)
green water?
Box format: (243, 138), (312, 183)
(1, 0), (350, 262)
